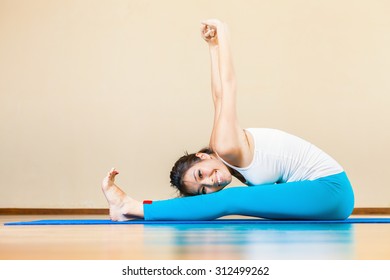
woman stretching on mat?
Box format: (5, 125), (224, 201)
(102, 19), (354, 221)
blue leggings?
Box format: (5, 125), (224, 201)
(143, 172), (354, 220)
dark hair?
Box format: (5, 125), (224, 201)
(170, 147), (214, 196)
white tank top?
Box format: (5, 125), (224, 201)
(218, 128), (344, 186)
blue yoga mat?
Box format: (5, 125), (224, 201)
(4, 218), (390, 226)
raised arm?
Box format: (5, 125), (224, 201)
(200, 23), (222, 145)
(201, 20), (252, 167)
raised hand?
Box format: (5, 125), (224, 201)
(200, 19), (223, 46)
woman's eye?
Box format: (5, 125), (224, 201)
(202, 187), (206, 194)
(198, 170), (203, 179)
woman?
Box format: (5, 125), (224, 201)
(102, 19), (354, 221)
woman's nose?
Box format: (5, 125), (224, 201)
(202, 175), (213, 186)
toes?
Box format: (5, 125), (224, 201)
(102, 168), (119, 190)
(108, 168), (119, 179)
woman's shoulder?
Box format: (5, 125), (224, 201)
(245, 127), (288, 137)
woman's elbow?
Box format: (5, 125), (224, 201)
(221, 78), (237, 92)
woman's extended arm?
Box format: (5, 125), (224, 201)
(200, 24), (222, 146)
(201, 20), (252, 167)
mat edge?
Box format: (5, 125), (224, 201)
(1, 208), (390, 215)
(4, 218), (390, 226)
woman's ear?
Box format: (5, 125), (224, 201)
(195, 153), (212, 160)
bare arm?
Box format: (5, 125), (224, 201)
(201, 20), (251, 166)
(208, 48), (223, 148)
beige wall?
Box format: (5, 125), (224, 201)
(0, 0), (389, 208)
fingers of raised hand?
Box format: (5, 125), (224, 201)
(201, 24), (216, 41)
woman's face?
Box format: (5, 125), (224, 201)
(182, 153), (232, 195)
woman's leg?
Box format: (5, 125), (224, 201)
(143, 172), (354, 220)
(102, 169), (354, 221)
(102, 168), (144, 221)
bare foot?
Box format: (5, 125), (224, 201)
(101, 168), (144, 221)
